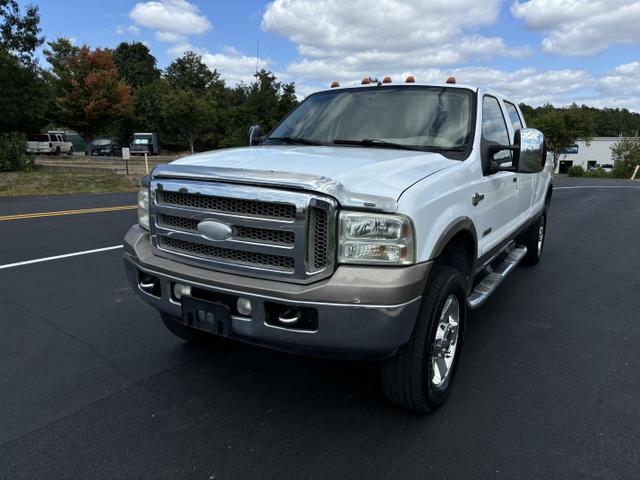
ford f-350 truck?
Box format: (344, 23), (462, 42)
(124, 79), (552, 413)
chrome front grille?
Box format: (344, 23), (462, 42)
(160, 237), (295, 271)
(157, 214), (296, 246)
(157, 190), (297, 219)
(234, 225), (295, 246)
(307, 207), (328, 271)
(150, 179), (336, 283)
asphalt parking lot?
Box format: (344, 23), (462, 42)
(1, 177), (639, 479)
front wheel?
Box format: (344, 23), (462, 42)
(520, 213), (546, 265)
(381, 265), (466, 413)
(67, 147), (73, 156)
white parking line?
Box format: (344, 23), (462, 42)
(0, 245), (123, 270)
(554, 185), (640, 190)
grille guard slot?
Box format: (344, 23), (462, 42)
(149, 179), (337, 283)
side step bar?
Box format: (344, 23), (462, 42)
(467, 246), (527, 309)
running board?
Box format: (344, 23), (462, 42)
(467, 246), (527, 309)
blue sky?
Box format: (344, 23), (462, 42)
(33, 0), (640, 109)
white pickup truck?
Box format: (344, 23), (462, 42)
(124, 79), (553, 413)
(26, 133), (73, 156)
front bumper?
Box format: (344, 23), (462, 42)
(124, 225), (430, 359)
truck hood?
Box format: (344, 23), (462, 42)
(166, 146), (457, 207)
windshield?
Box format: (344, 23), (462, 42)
(92, 139), (111, 146)
(133, 137), (150, 145)
(266, 87), (474, 153)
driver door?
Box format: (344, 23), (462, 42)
(474, 95), (518, 258)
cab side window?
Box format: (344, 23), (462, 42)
(504, 101), (523, 136)
(482, 96), (510, 161)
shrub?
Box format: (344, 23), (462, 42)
(585, 167), (613, 178)
(611, 137), (640, 179)
(0, 133), (33, 172)
(567, 165), (585, 177)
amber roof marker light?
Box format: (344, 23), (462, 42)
(330, 81), (340, 88)
(382, 76), (392, 84)
(446, 76), (456, 84)
(361, 77), (372, 85)
(405, 75), (415, 83)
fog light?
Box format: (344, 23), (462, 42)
(173, 283), (192, 300)
(237, 297), (252, 316)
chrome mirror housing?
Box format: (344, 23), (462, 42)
(248, 125), (262, 146)
(515, 128), (546, 173)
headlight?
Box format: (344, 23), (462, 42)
(338, 212), (415, 265)
(137, 183), (150, 230)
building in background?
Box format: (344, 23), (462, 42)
(556, 137), (624, 173)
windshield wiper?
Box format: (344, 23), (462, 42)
(333, 139), (432, 152)
(267, 136), (325, 146)
(334, 139), (465, 153)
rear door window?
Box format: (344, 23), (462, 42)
(482, 96), (511, 161)
(504, 101), (523, 134)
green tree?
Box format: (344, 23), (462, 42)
(0, 0), (48, 149)
(219, 70), (298, 147)
(112, 41), (160, 89)
(529, 105), (595, 167)
(160, 87), (215, 153)
(158, 52), (225, 152)
(0, 0), (43, 62)
(165, 51), (221, 91)
(0, 46), (48, 133)
(44, 40), (133, 153)
(610, 137), (640, 178)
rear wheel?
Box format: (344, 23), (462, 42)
(520, 212), (546, 265)
(381, 265), (466, 413)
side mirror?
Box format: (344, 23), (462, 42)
(488, 143), (519, 173)
(248, 125), (262, 146)
(515, 128), (546, 173)
(487, 127), (546, 174)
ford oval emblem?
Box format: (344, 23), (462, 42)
(197, 220), (232, 241)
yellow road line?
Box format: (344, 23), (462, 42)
(0, 205), (137, 222)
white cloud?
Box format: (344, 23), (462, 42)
(129, 0), (211, 44)
(511, 0), (640, 56)
(262, 0), (529, 76)
(306, 66), (593, 106)
(291, 63), (640, 112)
(116, 24), (140, 35)
(154, 31), (186, 43)
(597, 62), (640, 97)
(167, 43), (273, 85)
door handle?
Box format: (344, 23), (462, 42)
(472, 193), (485, 206)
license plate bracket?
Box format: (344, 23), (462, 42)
(181, 297), (232, 336)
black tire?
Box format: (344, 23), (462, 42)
(55, 147), (61, 156)
(381, 265), (467, 413)
(67, 147), (73, 156)
(519, 212), (546, 266)
(161, 312), (213, 343)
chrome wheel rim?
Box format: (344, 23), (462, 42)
(431, 294), (460, 388)
(537, 220), (545, 258)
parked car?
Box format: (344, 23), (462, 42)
(26, 133), (73, 156)
(600, 164), (613, 173)
(90, 138), (122, 156)
(125, 79), (553, 413)
(130, 132), (160, 155)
